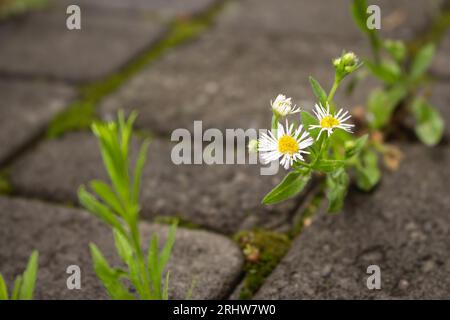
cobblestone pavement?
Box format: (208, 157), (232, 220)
(0, 0), (449, 299)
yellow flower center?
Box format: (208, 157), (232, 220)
(320, 116), (340, 128)
(278, 135), (299, 155)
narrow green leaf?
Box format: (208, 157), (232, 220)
(345, 134), (368, 158)
(132, 139), (150, 205)
(313, 159), (346, 173)
(19, 250), (38, 300)
(0, 273), (8, 300)
(91, 180), (127, 219)
(356, 150), (380, 191)
(365, 60), (401, 84)
(113, 229), (133, 266)
(412, 98), (444, 146)
(162, 271), (170, 300)
(11, 276), (22, 300)
(112, 230), (146, 298)
(90, 243), (135, 300)
(350, 0), (369, 34)
(410, 43), (436, 79)
(309, 77), (328, 107)
(262, 170), (311, 205)
(325, 168), (349, 213)
(148, 235), (161, 299)
(158, 223), (177, 275)
(78, 186), (125, 234)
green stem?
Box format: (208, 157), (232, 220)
(130, 223), (153, 299)
(327, 77), (340, 104)
(271, 114), (279, 130)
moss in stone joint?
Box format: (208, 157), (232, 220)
(153, 215), (200, 230)
(233, 229), (291, 299)
(45, 1), (226, 139)
(0, 172), (13, 195)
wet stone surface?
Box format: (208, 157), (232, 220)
(255, 145), (450, 299)
(10, 133), (300, 234)
(0, 196), (243, 299)
(0, 79), (75, 165)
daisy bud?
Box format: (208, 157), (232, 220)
(248, 139), (259, 153)
(333, 51), (360, 80)
(271, 94), (300, 117)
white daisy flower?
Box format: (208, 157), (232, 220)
(271, 94), (300, 117)
(310, 103), (354, 139)
(258, 120), (314, 170)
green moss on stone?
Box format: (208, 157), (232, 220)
(233, 229), (291, 299)
(153, 215), (200, 230)
(0, 0), (49, 20)
(0, 172), (12, 195)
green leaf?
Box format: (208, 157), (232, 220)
(91, 180), (127, 219)
(112, 230), (146, 298)
(411, 98), (444, 146)
(132, 139), (150, 205)
(90, 243), (135, 300)
(78, 186), (125, 234)
(309, 77), (328, 107)
(325, 168), (349, 213)
(300, 111), (319, 139)
(356, 150), (380, 191)
(368, 86), (407, 129)
(350, 0), (370, 34)
(162, 271), (170, 300)
(148, 235), (161, 299)
(19, 250), (38, 300)
(345, 134), (368, 158)
(384, 40), (406, 63)
(113, 229), (133, 267)
(365, 60), (401, 84)
(158, 223), (177, 276)
(410, 43), (436, 79)
(11, 276), (22, 300)
(313, 159), (346, 173)
(0, 273), (8, 300)
(262, 169), (311, 205)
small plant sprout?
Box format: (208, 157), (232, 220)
(350, 0), (445, 146)
(78, 111), (178, 300)
(0, 251), (39, 300)
(254, 51), (378, 212)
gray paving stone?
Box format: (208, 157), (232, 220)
(10, 133), (300, 234)
(68, 0), (219, 19)
(0, 2), (165, 81)
(0, 196), (243, 299)
(215, 0), (434, 40)
(255, 145), (450, 299)
(0, 79), (74, 164)
(431, 33), (450, 79)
